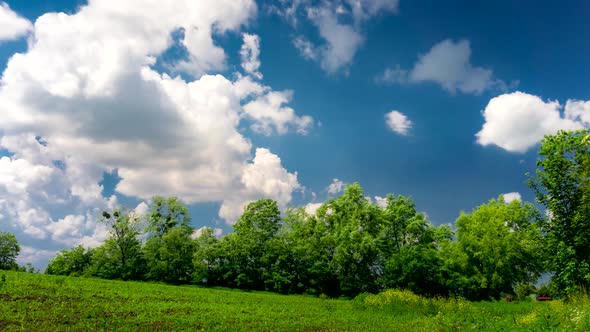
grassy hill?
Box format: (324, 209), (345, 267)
(0, 270), (587, 331)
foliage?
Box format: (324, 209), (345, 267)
(147, 196), (192, 237)
(0, 231), (20, 270)
(90, 208), (145, 280)
(46, 245), (95, 276)
(442, 196), (544, 300)
(529, 129), (590, 296)
(143, 226), (195, 284)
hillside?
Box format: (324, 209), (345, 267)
(1, 271), (587, 331)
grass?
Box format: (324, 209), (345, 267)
(0, 271), (588, 331)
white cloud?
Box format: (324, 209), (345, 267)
(308, 6), (364, 74)
(279, 0), (398, 73)
(293, 35), (318, 60)
(476, 91), (584, 153)
(374, 196), (387, 208)
(327, 178), (345, 194)
(17, 246), (57, 269)
(192, 226), (223, 239)
(565, 100), (590, 126)
(378, 39), (508, 95)
(243, 90), (314, 135)
(0, 0), (311, 265)
(375, 65), (408, 84)
(240, 33), (263, 80)
(502, 192), (521, 203)
(0, 2), (32, 41)
(219, 148), (302, 223)
(304, 202), (322, 215)
(133, 201), (150, 217)
(385, 110), (412, 135)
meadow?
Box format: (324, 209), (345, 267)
(0, 271), (588, 331)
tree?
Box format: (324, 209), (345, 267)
(91, 209), (145, 280)
(46, 245), (95, 276)
(0, 231), (20, 270)
(227, 199), (283, 290)
(316, 183), (383, 295)
(529, 129), (590, 295)
(443, 196), (544, 300)
(379, 194), (452, 297)
(143, 226), (196, 283)
(147, 196), (192, 237)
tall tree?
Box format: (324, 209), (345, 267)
(229, 199), (283, 290)
(147, 196), (192, 237)
(443, 196), (544, 300)
(314, 183), (383, 295)
(143, 197), (195, 283)
(143, 226), (196, 283)
(529, 129), (590, 295)
(90, 209), (145, 280)
(380, 194), (452, 296)
(0, 231), (20, 270)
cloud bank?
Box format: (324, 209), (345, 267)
(0, 0), (313, 266)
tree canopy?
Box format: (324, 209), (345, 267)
(529, 129), (590, 295)
(0, 231), (20, 270)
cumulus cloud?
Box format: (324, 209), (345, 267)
(0, 0), (312, 265)
(374, 196), (387, 208)
(17, 246), (57, 269)
(243, 90), (314, 135)
(0, 2), (32, 41)
(304, 202), (323, 215)
(377, 39), (509, 95)
(240, 33), (263, 80)
(476, 92), (585, 153)
(385, 110), (412, 135)
(277, 0), (398, 73)
(502, 192), (522, 203)
(192, 226), (224, 239)
(565, 100), (590, 126)
(218, 148), (302, 223)
(327, 178), (345, 194)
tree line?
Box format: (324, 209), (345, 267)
(1, 129), (588, 301)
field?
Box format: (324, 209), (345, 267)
(0, 271), (587, 331)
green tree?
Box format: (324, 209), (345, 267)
(228, 199), (283, 290)
(90, 209), (145, 280)
(192, 227), (220, 284)
(46, 245), (95, 276)
(0, 232), (20, 270)
(443, 196), (544, 300)
(379, 194), (452, 296)
(147, 196), (192, 237)
(143, 226), (195, 284)
(529, 129), (590, 296)
(143, 197), (195, 283)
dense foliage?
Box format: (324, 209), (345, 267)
(42, 184), (543, 300)
(0, 231), (20, 270)
(40, 130), (590, 300)
(529, 129), (590, 295)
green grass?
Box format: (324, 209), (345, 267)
(0, 271), (588, 331)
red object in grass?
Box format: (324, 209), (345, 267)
(536, 294), (552, 301)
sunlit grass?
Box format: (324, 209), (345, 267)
(0, 271), (588, 331)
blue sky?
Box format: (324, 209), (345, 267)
(0, 0), (588, 268)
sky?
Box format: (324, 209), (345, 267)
(0, 0), (588, 269)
